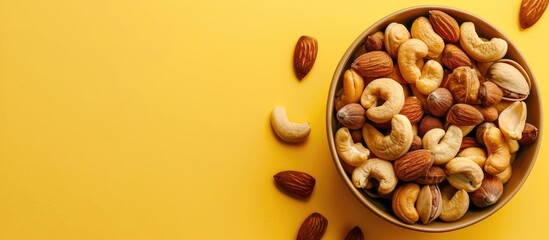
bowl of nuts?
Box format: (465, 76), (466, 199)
(327, 6), (542, 232)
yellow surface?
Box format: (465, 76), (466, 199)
(0, 0), (547, 239)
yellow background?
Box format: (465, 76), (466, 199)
(0, 0), (547, 239)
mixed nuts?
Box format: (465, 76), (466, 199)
(333, 10), (539, 225)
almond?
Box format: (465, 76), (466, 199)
(297, 212), (328, 240)
(473, 105), (499, 122)
(415, 166), (446, 185)
(394, 149), (434, 181)
(429, 10), (460, 42)
(273, 170), (316, 199)
(344, 226), (364, 240)
(293, 36), (318, 80)
(446, 103), (484, 126)
(441, 44), (472, 70)
(351, 51), (394, 78)
(399, 97), (424, 123)
(460, 137), (481, 151)
(520, 0), (549, 29)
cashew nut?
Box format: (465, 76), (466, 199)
(335, 127), (370, 167)
(495, 165), (512, 184)
(484, 127), (511, 175)
(422, 125), (463, 165)
(362, 114), (413, 160)
(439, 184), (470, 222)
(457, 147), (487, 169)
(460, 22), (508, 62)
(270, 106), (310, 142)
(391, 183), (420, 224)
(411, 16), (445, 59)
(384, 22), (411, 58)
(352, 158), (397, 194)
(360, 78), (405, 123)
(398, 39), (428, 83)
(415, 60), (444, 95)
(335, 69), (365, 111)
(446, 157), (484, 192)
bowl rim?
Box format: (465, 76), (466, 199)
(326, 5), (543, 232)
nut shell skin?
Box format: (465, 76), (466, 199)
(471, 174), (504, 208)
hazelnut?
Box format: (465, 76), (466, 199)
(337, 103), (366, 129)
(409, 135), (422, 151)
(459, 137), (481, 151)
(475, 122), (497, 146)
(470, 174), (503, 208)
(427, 88), (454, 117)
(517, 123), (539, 145)
(479, 81), (503, 106)
(418, 115), (443, 137)
(365, 31), (385, 52)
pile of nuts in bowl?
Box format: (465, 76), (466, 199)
(333, 10), (539, 225)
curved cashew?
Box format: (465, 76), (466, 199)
(484, 127), (511, 175)
(360, 78), (405, 123)
(415, 60), (444, 95)
(495, 165), (512, 184)
(457, 147), (487, 169)
(336, 127), (370, 167)
(422, 125), (463, 165)
(439, 184), (469, 222)
(460, 22), (508, 62)
(270, 106), (310, 142)
(411, 16), (445, 59)
(362, 114), (413, 160)
(446, 157), (484, 192)
(398, 39), (428, 83)
(352, 158), (397, 194)
(335, 69), (365, 111)
(384, 22), (411, 58)
(392, 183), (420, 224)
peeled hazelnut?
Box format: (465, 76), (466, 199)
(400, 97), (424, 123)
(418, 115), (444, 137)
(479, 81), (503, 107)
(517, 123), (539, 145)
(337, 103), (366, 129)
(427, 88), (454, 117)
(470, 174), (503, 208)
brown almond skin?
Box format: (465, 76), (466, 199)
(344, 226), (364, 240)
(351, 51), (394, 78)
(460, 137), (481, 151)
(446, 103), (484, 126)
(520, 0), (549, 29)
(394, 150), (434, 181)
(293, 36), (318, 80)
(274, 171), (316, 199)
(415, 166), (447, 185)
(399, 97), (424, 123)
(429, 10), (460, 42)
(442, 44), (472, 70)
(297, 212), (328, 240)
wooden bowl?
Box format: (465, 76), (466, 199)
(326, 5), (543, 232)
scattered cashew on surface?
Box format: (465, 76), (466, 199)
(270, 106), (310, 142)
